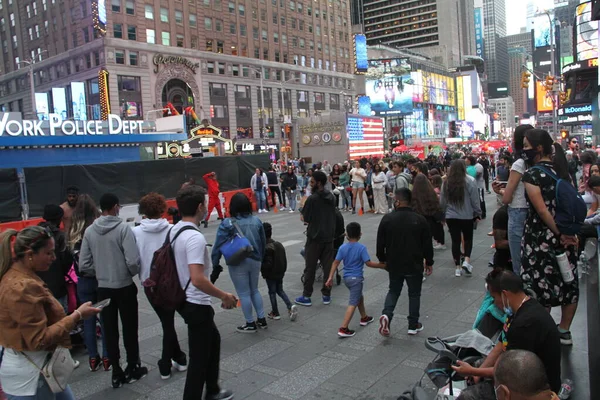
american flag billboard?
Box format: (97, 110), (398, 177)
(347, 115), (384, 159)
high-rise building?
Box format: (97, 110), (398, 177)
(489, 96), (516, 132)
(362, 0), (474, 67)
(0, 0), (357, 148)
(483, 0), (509, 83)
(506, 32), (532, 117)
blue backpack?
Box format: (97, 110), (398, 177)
(531, 165), (586, 235)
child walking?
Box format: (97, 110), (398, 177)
(261, 223), (299, 321)
(326, 222), (386, 337)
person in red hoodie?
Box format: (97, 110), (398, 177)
(203, 172), (224, 228)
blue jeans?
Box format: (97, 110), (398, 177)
(266, 279), (292, 315)
(6, 375), (75, 400)
(254, 190), (266, 210)
(76, 276), (108, 359)
(228, 258), (265, 322)
(285, 189), (297, 211)
(508, 207), (528, 275)
(382, 273), (423, 328)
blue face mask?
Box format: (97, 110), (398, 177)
(502, 293), (513, 316)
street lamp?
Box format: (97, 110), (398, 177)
(17, 50), (48, 119)
(247, 66), (266, 139)
(279, 77), (299, 119)
(535, 9), (560, 136)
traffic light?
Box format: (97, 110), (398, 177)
(544, 75), (555, 92)
(520, 71), (531, 89)
(560, 129), (569, 140)
(559, 91), (568, 105)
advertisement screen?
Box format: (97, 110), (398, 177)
(347, 116), (384, 158)
(420, 72), (455, 106)
(357, 96), (372, 116)
(575, 1), (598, 61)
(35, 93), (49, 120)
(456, 121), (475, 138)
(70, 82), (87, 120)
(532, 15), (552, 48)
(457, 77), (465, 120)
(98, 0), (107, 24)
(474, 7), (485, 58)
(365, 58), (413, 115)
(462, 75), (473, 113)
(51, 88), (67, 118)
(354, 34), (368, 73)
(411, 71), (423, 103)
(536, 82), (553, 112)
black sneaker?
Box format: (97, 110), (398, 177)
(206, 389), (234, 400)
(172, 353), (188, 372)
(557, 325), (573, 345)
(158, 359), (172, 380)
(236, 322), (257, 333)
(257, 317), (268, 329)
(112, 368), (126, 389)
(124, 363), (148, 384)
(203, 221), (209, 228)
(407, 322), (424, 335)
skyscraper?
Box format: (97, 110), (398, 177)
(362, 0), (474, 67)
(506, 32), (532, 117)
(483, 0), (510, 83)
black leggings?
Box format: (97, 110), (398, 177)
(446, 218), (474, 266)
(426, 216), (445, 245)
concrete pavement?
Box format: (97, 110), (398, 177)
(69, 193), (590, 399)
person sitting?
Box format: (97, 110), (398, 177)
(494, 350), (561, 400)
(452, 269), (562, 393)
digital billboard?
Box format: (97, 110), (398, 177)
(70, 82), (87, 120)
(365, 58), (413, 116)
(98, 0), (107, 24)
(35, 93), (49, 120)
(474, 7), (485, 58)
(575, 1), (598, 61)
(456, 121), (475, 138)
(347, 116), (384, 158)
(357, 96), (372, 116)
(51, 88), (67, 118)
(536, 81), (554, 112)
(419, 72), (455, 107)
(354, 34), (368, 74)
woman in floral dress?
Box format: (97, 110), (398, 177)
(520, 129), (579, 346)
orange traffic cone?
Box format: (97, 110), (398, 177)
(273, 206), (279, 213)
(358, 208), (364, 216)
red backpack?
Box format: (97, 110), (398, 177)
(142, 226), (196, 310)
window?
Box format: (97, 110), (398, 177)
(314, 92), (324, 103)
(205, 17), (212, 30)
(253, 27), (259, 39)
(238, 4), (244, 15)
(230, 23), (236, 34)
(125, 0), (134, 15)
(274, 32), (278, 43)
(144, 5), (153, 18)
(281, 34), (287, 45)
(281, 16), (285, 25)
(273, 12), (277, 24)
(28, 27), (33, 40)
(218, 62), (225, 74)
(127, 25), (136, 40)
(146, 28), (155, 43)
(254, 48), (260, 58)
(262, 29), (267, 41)
(9, 13), (14, 27)
(117, 75), (141, 92)
(189, 14), (196, 27)
(316, 25), (320, 36)
(175, 10), (183, 24)
(299, 38), (304, 48)
(81, 1), (88, 17)
(232, 64), (239, 76)
(212, 105), (227, 118)
(206, 39), (213, 51)
(263, 48), (268, 59)
(290, 1), (295, 11)
(111, 0), (120, 12)
(307, 6), (311, 15)
(235, 85), (250, 99)
(27, 5), (31, 18)
(215, 19), (222, 32)
(240, 24), (246, 36)
(274, 50), (280, 61)
(83, 27), (90, 42)
(228, 1), (234, 12)
(217, 40), (223, 53)
(252, 7), (257, 19)
(115, 50), (125, 64)
(298, 20), (304, 30)
(207, 62), (214, 73)
(291, 18), (296, 29)
(160, 7), (168, 22)
(176, 34), (184, 47)
(310, 40), (313, 50)
(297, 2), (302, 13)
(161, 31), (170, 45)
(129, 51), (138, 65)
(191, 36), (198, 48)
(261, 9), (266, 22)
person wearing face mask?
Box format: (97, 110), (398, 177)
(452, 269), (562, 394)
(520, 129), (579, 347)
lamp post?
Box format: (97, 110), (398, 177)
(248, 66), (266, 139)
(278, 77), (299, 164)
(537, 9), (559, 136)
(18, 50), (48, 119)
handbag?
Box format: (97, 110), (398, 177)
(219, 219), (254, 266)
(22, 347), (76, 393)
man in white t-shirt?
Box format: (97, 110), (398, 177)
(173, 185), (237, 400)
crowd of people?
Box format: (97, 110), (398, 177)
(0, 124), (590, 399)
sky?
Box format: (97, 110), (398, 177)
(506, 0), (528, 35)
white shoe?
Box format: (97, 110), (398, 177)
(462, 261), (473, 276)
(455, 269), (462, 277)
(289, 305), (298, 321)
(289, 210), (295, 213)
(73, 360), (80, 369)
(433, 243), (447, 250)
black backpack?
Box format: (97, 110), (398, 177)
(531, 165), (587, 235)
(142, 226), (197, 310)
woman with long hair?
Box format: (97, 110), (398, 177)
(371, 163), (388, 214)
(364, 162), (375, 212)
(349, 161), (367, 214)
(579, 150), (598, 212)
(412, 174), (445, 249)
(520, 129), (578, 345)
(212, 193), (267, 333)
(440, 160), (482, 277)
(493, 124), (534, 275)
(330, 163), (342, 209)
(68, 194), (111, 372)
(0, 227), (100, 399)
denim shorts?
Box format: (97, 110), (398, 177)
(344, 276), (364, 306)
(351, 181), (365, 190)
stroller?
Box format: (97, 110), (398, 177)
(299, 247), (342, 285)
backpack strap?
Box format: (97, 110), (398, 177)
(530, 165), (559, 181)
(170, 225), (201, 292)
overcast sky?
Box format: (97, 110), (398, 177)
(506, 0), (528, 35)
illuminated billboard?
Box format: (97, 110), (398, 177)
(354, 34), (368, 74)
(70, 82), (88, 120)
(35, 93), (49, 120)
(357, 96), (372, 116)
(418, 72), (455, 107)
(51, 88), (67, 118)
(474, 7), (485, 58)
(536, 81), (554, 112)
(456, 121), (475, 138)
(575, 1), (598, 61)
(365, 58), (413, 116)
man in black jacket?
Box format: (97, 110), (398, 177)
(296, 170), (337, 307)
(37, 205), (74, 313)
(376, 188), (434, 337)
(280, 166), (299, 212)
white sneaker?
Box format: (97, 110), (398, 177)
(289, 305), (298, 321)
(462, 261), (473, 276)
(433, 243), (447, 250)
(455, 269), (462, 277)
(289, 210), (295, 213)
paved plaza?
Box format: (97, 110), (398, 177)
(69, 193), (591, 400)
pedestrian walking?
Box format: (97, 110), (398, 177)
(250, 168), (269, 213)
(202, 172), (224, 228)
(281, 165), (299, 213)
(371, 164), (388, 214)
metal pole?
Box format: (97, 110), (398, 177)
(548, 12), (558, 138)
(29, 62), (36, 119)
(260, 68), (265, 139)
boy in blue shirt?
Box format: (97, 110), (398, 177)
(326, 222), (386, 337)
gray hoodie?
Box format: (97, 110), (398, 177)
(79, 215), (140, 289)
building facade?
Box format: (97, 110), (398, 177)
(0, 0), (357, 148)
(361, 0), (474, 68)
(483, 0), (509, 83)
(489, 96), (516, 133)
(506, 31), (532, 117)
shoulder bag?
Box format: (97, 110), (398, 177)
(219, 219), (254, 266)
(22, 347), (76, 393)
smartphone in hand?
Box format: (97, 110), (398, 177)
(92, 298), (111, 309)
